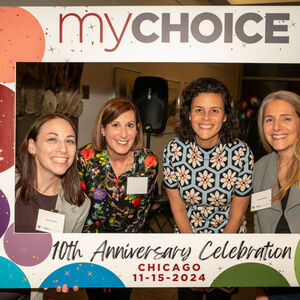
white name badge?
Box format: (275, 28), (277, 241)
(126, 177), (148, 195)
(36, 209), (65, 233)
(250, 189), (272, 212)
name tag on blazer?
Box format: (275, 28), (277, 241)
(36, 209), (65, 233)
(251, 189), (272, 212)
(127, 177), (148, 194)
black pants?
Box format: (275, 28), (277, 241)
(267, 287), (300, 300)
(178, 288), (234, 300)
(0, 290), (30, 300)
(86, 288), (132, 300)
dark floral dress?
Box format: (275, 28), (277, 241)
(78, 143), (158, 233)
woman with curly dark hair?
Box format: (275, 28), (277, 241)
(163, 78), (254, 300)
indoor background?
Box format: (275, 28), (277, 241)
(4, 0), (300, 299)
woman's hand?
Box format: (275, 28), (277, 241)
(55, 284), (79, 293)
(166, 188), (193, 233)
(223, 195), (250, 233)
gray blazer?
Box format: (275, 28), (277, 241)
(55, 187), (90, 233)
(15, 178), (91, 234)
(29, 187), (90, 300)
(253, 151), (300, 233)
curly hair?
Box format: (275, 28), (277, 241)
(176, 78), (239, 144)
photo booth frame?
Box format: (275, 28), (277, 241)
(0, 5), (300, 289)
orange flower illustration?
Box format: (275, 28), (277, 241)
(144, 155), (157, 168)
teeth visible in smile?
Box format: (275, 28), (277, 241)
(118, 140), (128, 144)
(200, 125), (213, 129)
(52, 158), (67, 163)
(272, 135), (287, 139)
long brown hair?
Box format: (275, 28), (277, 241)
(16, 113), (86, 206)
(92, 98), (143, 151)
(257, 90), (300, 201)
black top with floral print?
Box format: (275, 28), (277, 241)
(163, 138), (253, 233)
(78, 143), (158, 233)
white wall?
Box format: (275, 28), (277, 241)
(78, 62), (241, 191)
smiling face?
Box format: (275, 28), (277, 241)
(28, 118), (76, 180)
(101, 110), (138, 157)
(263, 99), (300, 157)
(189, 93), (227, 148)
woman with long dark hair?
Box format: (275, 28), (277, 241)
(15, 113), (90, 233)
(10, 113), (90, 300)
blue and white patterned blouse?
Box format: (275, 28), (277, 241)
(163, 138), (254, 233)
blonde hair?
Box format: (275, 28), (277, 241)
(257, 90), (300, 201)
(92, 98), (143, 151)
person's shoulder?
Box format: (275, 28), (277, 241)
(231, 139), (251, 150)
(170, 137), (180, 143)
(255, 152), (276, 168)
(78, 143), (94, 152)
(228, 139), (253, 157)
(165, 137), (187, 149)
(253, 152), (276, 186)
(139, 147), (158, 159)
(137, 148), (158, 168)
(82, 194), (91, 210)
(78, 143), (101, 160)
(58, 189), (91, 211)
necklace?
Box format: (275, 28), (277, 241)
(110, 152), (134, 178)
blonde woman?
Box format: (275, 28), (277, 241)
(254, 90), (300, 299)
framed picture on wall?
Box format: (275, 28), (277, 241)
(164, 79), (180, 133)
(113, 67), (141, 100)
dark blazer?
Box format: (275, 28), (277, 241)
(253, 151), (300, 233)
